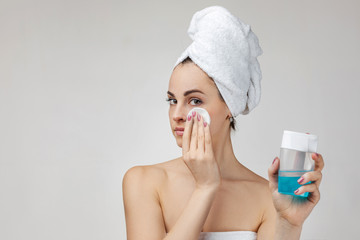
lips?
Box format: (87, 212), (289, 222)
(175, 127), (184, 136)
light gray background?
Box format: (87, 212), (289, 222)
(1, 0), (359, 239)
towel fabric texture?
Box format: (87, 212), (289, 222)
(198, 231), (257, 240)
(174, 6), (263, 116)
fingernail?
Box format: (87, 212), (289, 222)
(298, 177), (304, 184)
(197, 114), (201, 121)
(294, 189), (299, 194)
(187, 115), (191, 121)
(192, 111), (196, 117)
(272, 157), (277, 165)
(204, 122), (207, 127)
(316, 153), (319, 158)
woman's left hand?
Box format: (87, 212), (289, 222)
(268, 153), (324, 227)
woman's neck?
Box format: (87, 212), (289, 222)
(211, 129), (244, 180)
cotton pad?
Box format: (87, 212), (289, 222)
(187, 107), (211, 125)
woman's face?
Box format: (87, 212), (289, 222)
(167, 61), (231, 148)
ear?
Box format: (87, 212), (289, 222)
(226, 109), (233, 118)
(226, 114), (233, 121)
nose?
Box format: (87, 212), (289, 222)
(172, 105), (189, 122)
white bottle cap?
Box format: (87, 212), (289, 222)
(281, 130), (318, 152)
(187, 107), (211, 125)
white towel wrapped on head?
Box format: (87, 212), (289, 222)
(174, 5), (263, 116)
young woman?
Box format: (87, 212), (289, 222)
(122, 6), (324, 240)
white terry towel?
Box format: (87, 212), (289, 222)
(174, 6), (263, 116)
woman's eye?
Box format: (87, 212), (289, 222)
(190, 98), (202, 105)
(166, 98), (177, 105)
(166, 98), (202, 105)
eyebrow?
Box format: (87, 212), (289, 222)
(167, 89), (205, 97)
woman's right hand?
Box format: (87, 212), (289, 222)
(182, 111), (221, 190)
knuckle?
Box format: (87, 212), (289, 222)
(191, 131), (197, 137)
(189, 153), (197, 161)
(303, 172), (310, 179)
(183, 152), (194, 161)
(198, 134), (204, 141)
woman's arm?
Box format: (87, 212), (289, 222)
(257, 153), (324, 240)
(122, 166), (166, 240)
(164, 185), (219, 240)
(273, 216), (302, 240)
(257, 206), (302, 240)
(123, 166), (219, 240)
(257, 201), (302, 240)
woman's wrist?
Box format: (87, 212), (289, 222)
(195, 182), (221, 192)
(274, 214), (303, 240)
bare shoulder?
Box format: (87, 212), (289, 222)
(122, 163), (165, 188)
(243, 167), (276, 224)
(240, 166), (273, 205)
(122, 157), (183, 191)
(241, 166), (270, 190)
(122, 160), (181, 238)
(242, 169), (277, 237)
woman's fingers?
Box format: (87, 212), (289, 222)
(204, 117), (213, 155)
(268, 157), (280, 193)
(313, 153), (324, 172)
(197, 114), (205, 152)
(294, 182), (320, 204)
(183, 111), (209, 154)
(295, 152), (324, 203)
(190, 112), (198, 151)
(182, 112), (194, 155)
(298, 170), (322, 188)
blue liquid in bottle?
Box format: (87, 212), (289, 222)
(278, 171), (311, 198)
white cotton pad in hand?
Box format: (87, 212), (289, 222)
(187, 107), (211, 125)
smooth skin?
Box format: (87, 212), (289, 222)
(122, 61), (324, 240)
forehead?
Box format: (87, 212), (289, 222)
(168, 62), (216, 94)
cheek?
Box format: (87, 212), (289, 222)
(168, 108), (174, 118)
(207, 109), (226, 133)
(168, 110), (173, 126)
(207, 112), (218, 131)
(208, 109), (220, 126)
(209, 118), (220, 134)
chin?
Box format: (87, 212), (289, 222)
(175, 136), (183, 148)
